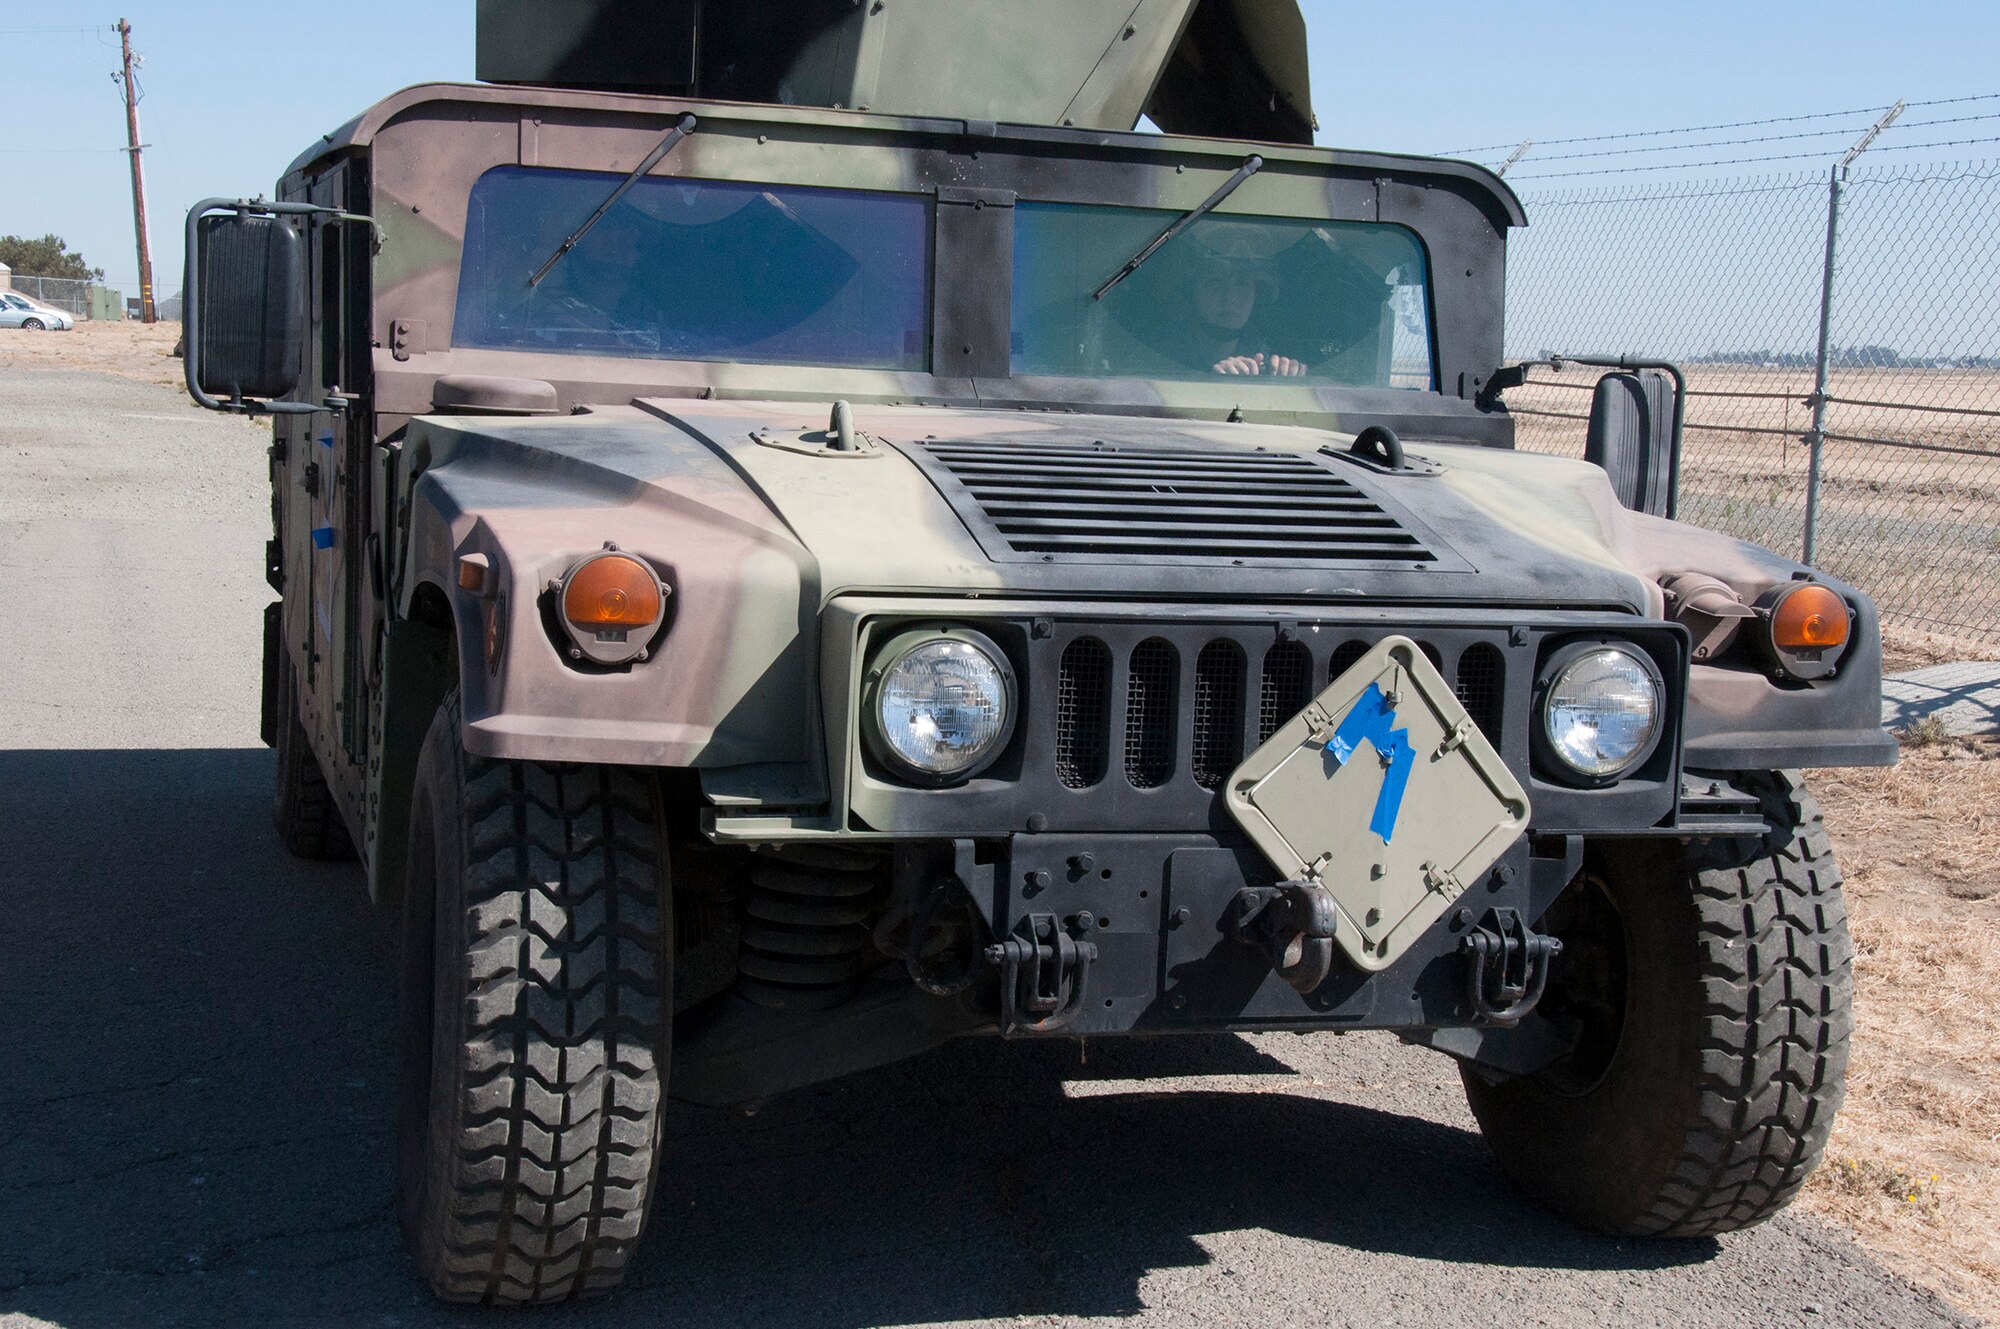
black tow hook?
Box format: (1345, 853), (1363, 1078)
(1460, 908), (1562, 1025)
(986, 913), (1098, 1034)
(1232, 881), (1340, 993)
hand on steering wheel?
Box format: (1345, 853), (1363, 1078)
(1212, 352), (1308, 377)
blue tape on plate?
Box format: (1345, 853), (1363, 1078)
(317, 432), (335, 449)
(311, 526), (335, 549)
(1324, 681), (1414, 843)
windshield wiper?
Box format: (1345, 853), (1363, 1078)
(527, 113), (698, 288)
(1092, 153), (1263, 301)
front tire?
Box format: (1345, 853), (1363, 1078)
(1462, 770), (1851, 1236)
(21, 317), (45, 331)
(397, 691), (670, 1304)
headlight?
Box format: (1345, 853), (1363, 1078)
(866, 630), (1016, 783)
(1539, 644), (1664, 782)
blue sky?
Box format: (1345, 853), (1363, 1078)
(2, 1), (1995, 294)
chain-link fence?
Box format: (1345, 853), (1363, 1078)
(1503, 160), (2000, 647)
(5, 274), (97, 318)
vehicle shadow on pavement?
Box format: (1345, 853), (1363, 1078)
(0, 747), (1717, 1329)
(626, 1039), (1719, 1327)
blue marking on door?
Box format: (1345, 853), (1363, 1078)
(1324, 681), (1414, 844)
(317, 432), (335, 449)
(311, 525), (335, 549)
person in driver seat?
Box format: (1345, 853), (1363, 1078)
(1174, 228), (1311, 377)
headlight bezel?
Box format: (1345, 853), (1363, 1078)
(861, 626), (1019, 787)
(1534, 639), (1667, 787)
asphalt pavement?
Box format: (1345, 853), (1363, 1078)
(0, 366), (1977, 1329)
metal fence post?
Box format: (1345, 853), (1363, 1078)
(1802, 101), (1904, 567)
(1802, 168), (1841, 566)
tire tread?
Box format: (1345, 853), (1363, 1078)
(410, 694), (666, 1304)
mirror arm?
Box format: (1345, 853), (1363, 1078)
(184, 197), (364, 416)
(1481, 353), (1686, 520)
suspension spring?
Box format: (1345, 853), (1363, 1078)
(736, 845), (887, 1010)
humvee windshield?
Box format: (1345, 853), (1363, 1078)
(1014, 206), (1433, 390)
(454, 167), (932, 370)
(451, 166), (1433, 391)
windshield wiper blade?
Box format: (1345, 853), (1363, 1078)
(1092, 153), (1263, 301)
(528, 113), (697, 288)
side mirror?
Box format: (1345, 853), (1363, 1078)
(183, 197), (363, 415)
(1585, 368), (1680, 519)
(190, 211), (304, 404)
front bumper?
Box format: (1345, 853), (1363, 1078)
(951, 829), (1583, 1037)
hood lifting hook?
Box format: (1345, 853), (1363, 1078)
(828, 399), (858, 453)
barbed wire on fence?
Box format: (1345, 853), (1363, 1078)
(1440, 91), (2000, 157)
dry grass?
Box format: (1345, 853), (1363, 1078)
(1882, 622), (2000, 673)
(1805, 739), (2000, 1323)
(0, 317), (183, 388)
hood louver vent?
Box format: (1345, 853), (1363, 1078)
(909, 439), (1438, 567)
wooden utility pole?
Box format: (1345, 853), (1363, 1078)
(116, 18), (157, 323)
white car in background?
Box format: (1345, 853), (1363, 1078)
(0, 292), (75, 330)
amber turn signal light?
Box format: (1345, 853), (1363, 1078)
(1771, 583), (1850, 650)
(562, 554), (662, 629)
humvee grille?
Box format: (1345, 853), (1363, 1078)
(912, 440), (1437, 565)
(1050, 630), (1505, 794)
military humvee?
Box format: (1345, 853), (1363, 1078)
(182, 0), (1895, 1305)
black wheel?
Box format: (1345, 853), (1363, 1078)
(397, 691), (670, 1304)
(273, 662), (355, 859)
(1462, 770), (1851, 1236)
(21, 317), (45, 331)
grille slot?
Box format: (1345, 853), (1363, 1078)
(1055, 638), (1112, 789)
(1455, 642), (1505, 743)
(1125, 638), (1178, 788)
(1192, 640), (1247, 789)
(915, 440), (1436, 565)
(1258, 641), (1314, 743)
(1327, 640), (1370, 681)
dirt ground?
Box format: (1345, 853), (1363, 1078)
(1808, 739), (2000, 1325)
(0, 317), (184, 388)
(7, 318), (1996, 1321)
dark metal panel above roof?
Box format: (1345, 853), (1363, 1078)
(470, 0), (1314, 142)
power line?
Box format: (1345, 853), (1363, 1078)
(1440, 91), (2000, 157)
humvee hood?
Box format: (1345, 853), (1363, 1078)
(415, 400), (1802, 615)
(624, 400), (1753, 614)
